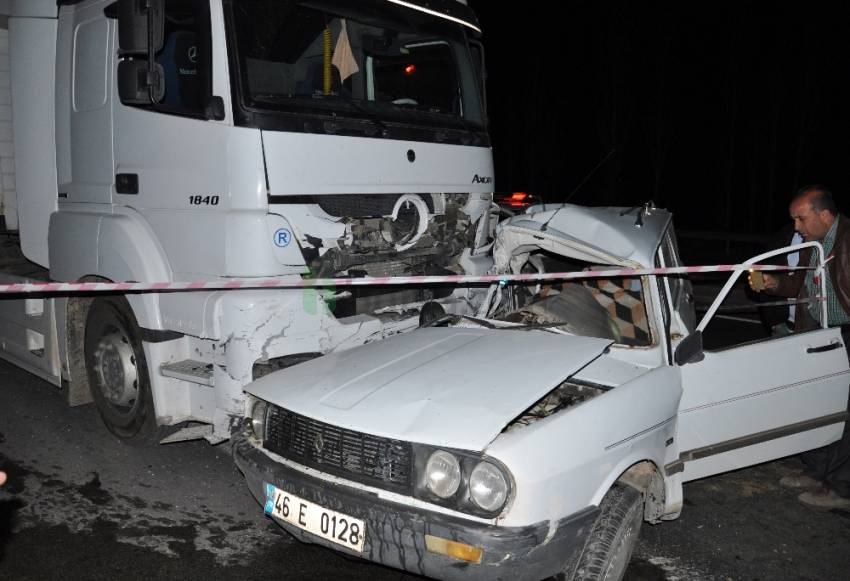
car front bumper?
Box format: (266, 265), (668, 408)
(233, 425), (599, 581)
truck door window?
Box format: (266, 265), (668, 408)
(118, 0), (211, 118)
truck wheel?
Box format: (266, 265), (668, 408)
(566, 484), (644, 581)
(84, 296), (156, 440)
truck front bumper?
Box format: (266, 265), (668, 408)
(232, 427), (599, 581)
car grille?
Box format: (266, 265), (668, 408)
(264, 406), (413, 492)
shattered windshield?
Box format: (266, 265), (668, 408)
(475, 253), (654, 347)
(228, 0), (485, 130)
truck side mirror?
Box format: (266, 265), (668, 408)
(118, 0), (164, 54)
(118, 59), (165, 104)
(674, 330), (704, 365)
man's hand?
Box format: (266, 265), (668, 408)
(0, 471), (6, 486)
(749, 270), (778, 292)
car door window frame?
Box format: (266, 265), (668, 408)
(698, 241), (828, 335)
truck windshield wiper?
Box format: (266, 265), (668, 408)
(251, 93), (388, 132)
(335, 98), (388, 132)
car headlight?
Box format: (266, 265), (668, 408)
(469, 461), (509, 512)
(425, 450), (462, 498)
(250, 399), (268, 439)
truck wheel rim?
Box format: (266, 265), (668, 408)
(93, 328), (140, 410)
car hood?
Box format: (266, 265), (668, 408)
(247, 328), (612, 451)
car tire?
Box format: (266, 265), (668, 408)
(564, 483), (644, 581)
(84, 296), (158, 441)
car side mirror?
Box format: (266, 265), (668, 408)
(675, 330), (704, 365)
(118, 0), (164, 54)
(117, 59), (165, 104)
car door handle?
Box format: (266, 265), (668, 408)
(807, 342), (843, 354)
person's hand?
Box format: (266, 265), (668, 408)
(0, 471), (6, 486)
(762, 273), (778, 290)
(749, 270), (778, 292)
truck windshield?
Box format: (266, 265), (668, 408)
(227, 0), (486, 133)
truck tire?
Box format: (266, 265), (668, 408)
(565, 484), (644, 581)
(84, 296), (157, 440)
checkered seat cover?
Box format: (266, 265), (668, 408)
(583, 277), (651, 346)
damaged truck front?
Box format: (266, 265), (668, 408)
(234, 203), (850, 580)
(0, 0), (493, 443)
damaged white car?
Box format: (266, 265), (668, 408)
(233, 203), (850, 580)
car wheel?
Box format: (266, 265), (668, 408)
(85, 296), (157, 440)
(564, 484), (644, 581)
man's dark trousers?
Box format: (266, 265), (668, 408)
(802, 326), (850, 497)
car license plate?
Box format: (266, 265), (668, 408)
(264, 483), (366, 553)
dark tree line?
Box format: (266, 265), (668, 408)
(472, 1), (850, 238)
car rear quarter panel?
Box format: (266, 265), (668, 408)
(486, 365), (682, 526)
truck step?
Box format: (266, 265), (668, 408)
(159, 359), (214, 386)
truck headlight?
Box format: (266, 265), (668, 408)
(469, 461), (509, 512)
(250, 399), (268, 439)
(425, 450), (462, 498)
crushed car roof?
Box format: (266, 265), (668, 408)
(496, 203), (672, 268)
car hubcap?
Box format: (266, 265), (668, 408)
(93, 329), (139, 409)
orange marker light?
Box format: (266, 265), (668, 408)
(425, 535), (484, 564)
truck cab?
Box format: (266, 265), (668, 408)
(0, 0), (494, 442)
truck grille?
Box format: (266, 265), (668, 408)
(264, 406), (413, 492)
(315, 194), (434, 217)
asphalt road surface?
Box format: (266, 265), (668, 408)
(2, 357), (850, 581)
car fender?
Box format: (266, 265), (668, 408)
(486, 365), (683, 527)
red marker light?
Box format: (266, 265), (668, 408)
(508, 192), (533, 208)
(405, 64), (416, 75)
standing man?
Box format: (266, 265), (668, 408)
(752, 185), (850, 508)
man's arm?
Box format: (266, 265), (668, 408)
(750, 247), (810, 297)
(831, 216), (850, 315)
(766, 270), (805, 297)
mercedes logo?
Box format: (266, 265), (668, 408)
(188, 46), (198, 64)
(312, 433), (325, 455)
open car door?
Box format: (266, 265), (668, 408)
(674, 242), (850, 481)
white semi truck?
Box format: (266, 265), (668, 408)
(0, 0), (494, 443)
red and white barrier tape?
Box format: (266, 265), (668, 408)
(0, 263), (810, 295)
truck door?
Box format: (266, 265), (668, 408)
(675, 242), (850, 481)
(110, 0), (250, 280)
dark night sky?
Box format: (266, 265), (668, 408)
(470, 1), (850, 238)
